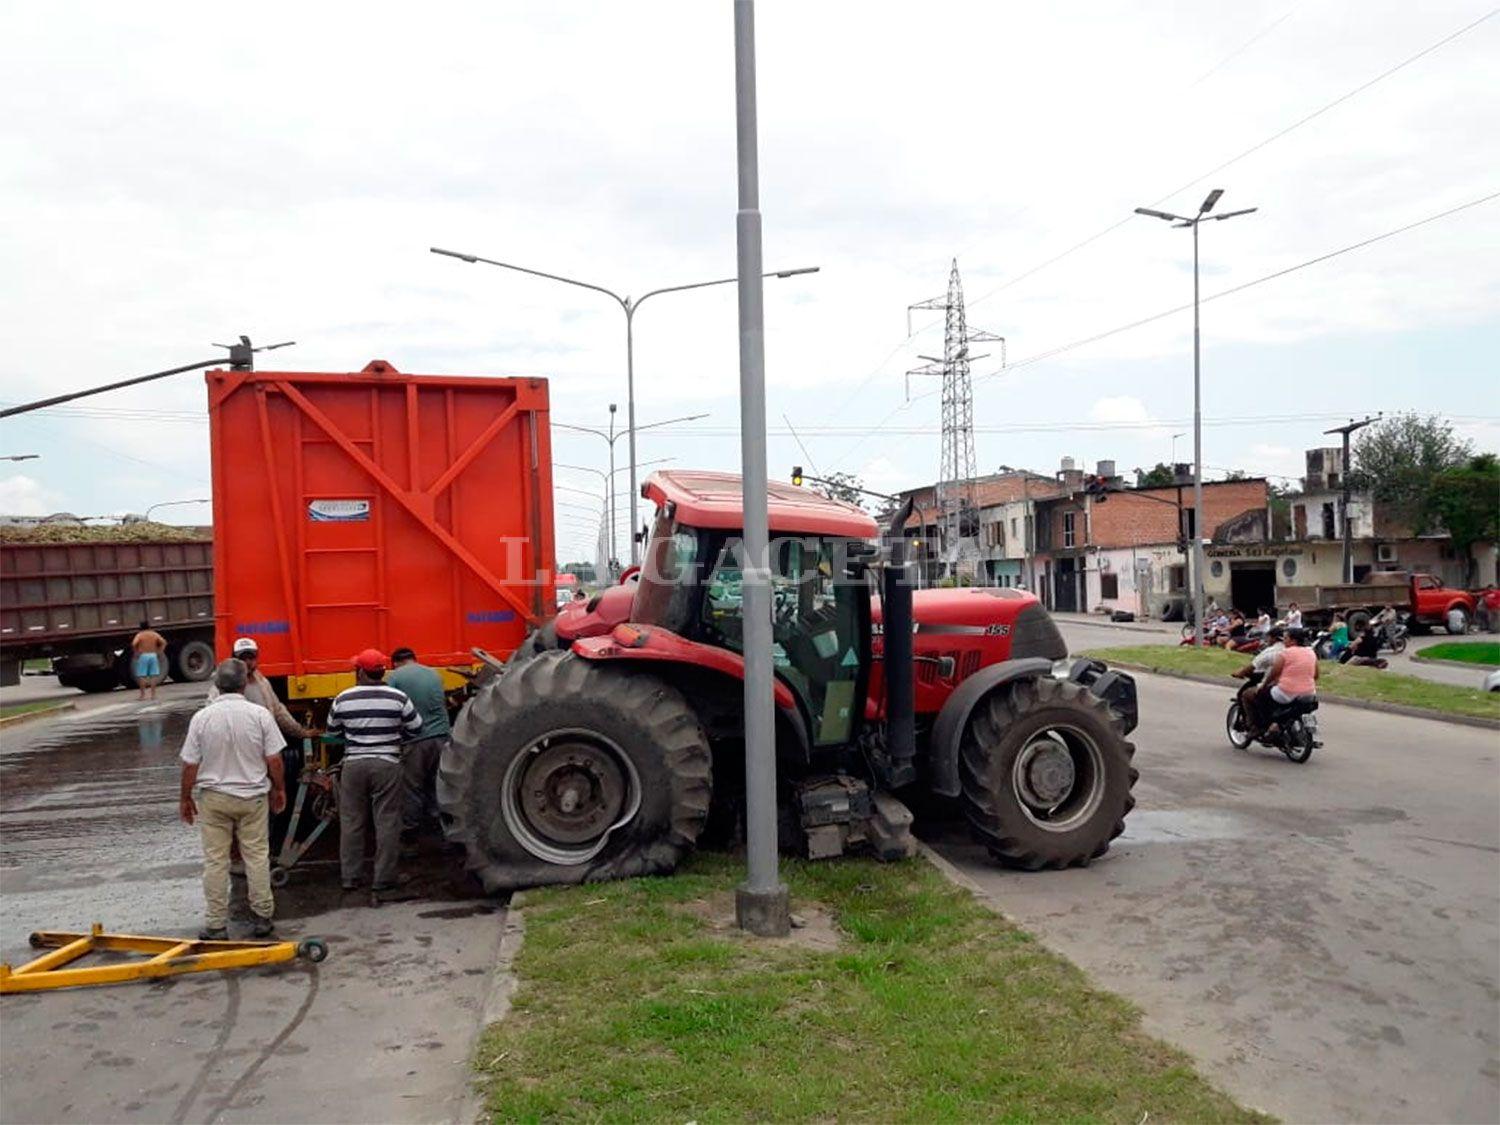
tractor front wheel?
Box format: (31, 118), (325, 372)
(960, 677), (1137, 870)
(438, 651), (712, 893)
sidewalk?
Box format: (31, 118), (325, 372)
(1050, 611), (1177, 636)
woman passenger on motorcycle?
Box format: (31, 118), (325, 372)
(1257, 627), (1318, 733)
(1233, 625), (1284, 734)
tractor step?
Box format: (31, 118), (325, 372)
(793, 776), (916, 862)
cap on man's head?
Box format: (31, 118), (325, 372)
(232, 637), (259, 656)
(353, 648), (389, 673)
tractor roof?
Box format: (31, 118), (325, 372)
(644, 470), (879, 538)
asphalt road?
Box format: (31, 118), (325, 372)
(932, 647), (1500, 1123)
(0, 696), (508, 1125)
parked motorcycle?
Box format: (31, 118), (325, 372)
(1226, 693), (1321, 763)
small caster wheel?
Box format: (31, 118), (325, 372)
(28, 932), (45, 949)
(269, 865), (290, 888)
(297, 938), (328, 963)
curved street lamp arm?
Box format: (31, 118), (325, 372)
(633, 266), (818, 311)
(429, 248), (626, 308)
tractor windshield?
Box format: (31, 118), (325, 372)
(703, 536), (866, 747)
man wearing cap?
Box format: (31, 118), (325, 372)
(325, 649), (422, 895)
(209, 637), (313, 741)
(386, 646), (451, 839)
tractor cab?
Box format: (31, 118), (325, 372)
(629, 472), (877, 750)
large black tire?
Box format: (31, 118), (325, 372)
(1446, 607), (1469, 635)
(1347, 610), (1371, 635)
(506, 621), (559, 667)
(74, 670), (120, 694)
(170, 640), (217, 683)
(438, 650), (712, 894)
(960, 677), (1137, 870)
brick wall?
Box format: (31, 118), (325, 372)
(1083, 480), (1268, 549)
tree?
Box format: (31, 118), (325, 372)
(812, 470), (869, 510)
(1136, 463), (1176, 488)
(1348, 414), (1473, 529)
(1425, 453), (1499, 586)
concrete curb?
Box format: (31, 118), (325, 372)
(1410, 652), (1500, 670)
(0, 701), (77, 727)
(1054, 614), (1172, 635)
(1101, 660), (1500, 731)
(457, 907), (526, 1125)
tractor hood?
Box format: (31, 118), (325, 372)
(873, 586), (1069, 663)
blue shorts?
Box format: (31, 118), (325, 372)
(134, 652), (161, 679)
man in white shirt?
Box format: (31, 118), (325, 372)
(180, 659), (287, 940)
(1232, 626), (1285, 736)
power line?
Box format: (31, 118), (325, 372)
(1187, 8), (1299, 89)
(971, 189), (1499, 385)
(824, 191), (1498, 465)
(962, 7), (1498, 315)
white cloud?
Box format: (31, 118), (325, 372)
(1246, 443), (1307, 483)
(1090, 396), (1155, 426)
(0, 474), (62, 516)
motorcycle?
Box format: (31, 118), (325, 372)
(1226, 692), (1321, 763)
(1377, 618), (1408, 654)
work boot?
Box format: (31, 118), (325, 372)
(198, 927), (229, 941)
(251, 915), (276, 939)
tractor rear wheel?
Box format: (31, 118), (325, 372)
(438, 650), (712, 893)
(959, 677), (1137, 870)
(506, 621), (559, 667)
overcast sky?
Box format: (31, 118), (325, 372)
(2, 1), (1496, 562)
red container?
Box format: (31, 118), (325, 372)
(208, 361), (554, 690)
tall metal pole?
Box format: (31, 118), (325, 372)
(624, 309), (641, 565)
(608, 404), (619, 579)
(1324, 415), (1380, 583)
(1191, 220), (1206, 647)
(733, 0), (788, 937)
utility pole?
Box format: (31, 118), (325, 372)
(1324, 415), (1380, 583)
(907, 261), (1005, 582)
(732, 0), (788, 937)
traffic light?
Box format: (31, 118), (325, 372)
(791, 466), (804, 487)
(1084, 474), (1110, 502)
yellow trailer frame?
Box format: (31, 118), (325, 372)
(0, 924), (328, 993)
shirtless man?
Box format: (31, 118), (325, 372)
(131, 620), (167, 700)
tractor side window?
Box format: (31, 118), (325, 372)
(633, 514), (703, 634)
(704, 537), (862, 747)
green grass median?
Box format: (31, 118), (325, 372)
(1083, 645), (1500, 722)
(474, 853), (1264, 1124)
(1414, 642), (1500, 667)
(0, 700), (68, 720)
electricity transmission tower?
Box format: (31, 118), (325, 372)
(907, 260), (1005, 579)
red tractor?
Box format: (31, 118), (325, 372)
(439, 471), (1139, 892)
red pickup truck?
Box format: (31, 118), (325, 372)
(1296, 573), (1476, 635)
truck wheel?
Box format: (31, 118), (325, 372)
(1446, 607), (1469, 635)
(438, 650), (711, 894)
(76, 670), (120, 694)
(171, 640), (216, 683)
(959, 677), (1137, 870)
(1347, 610), (1371, 634)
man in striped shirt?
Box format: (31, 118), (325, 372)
(327, 649), (422, 894)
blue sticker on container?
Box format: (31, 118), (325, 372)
(467, 610), (518, 624)
(235, 620), (291, 635)
(308, 499), (371, 522)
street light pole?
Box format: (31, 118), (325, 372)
(1324, 415), (1380, 583)
(1135, 189), (1256, 646)
(733, 0), (788, 938)
(608, 404), (618, 579)
(429, 250), (817, 566)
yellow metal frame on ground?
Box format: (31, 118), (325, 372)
(0, 923), (327, 993)
(287, 666), (474, 701)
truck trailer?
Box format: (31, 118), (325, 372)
(207, 359), (556, 708)
(0, 535), (216, 691)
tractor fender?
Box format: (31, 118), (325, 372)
(927, 657), (1055, 798)
(570, 626), (813, 758)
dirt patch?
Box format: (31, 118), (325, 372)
(678, 890), (844, 953)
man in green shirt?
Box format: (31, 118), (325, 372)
(387, 647), (451, 837)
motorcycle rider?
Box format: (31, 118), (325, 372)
(1258, 626), (1319, 735)
(1232, 625), (1284, 736)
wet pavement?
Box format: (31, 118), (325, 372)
(931, 667), (1500, 1123)
(1, 698), (509, 1124)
